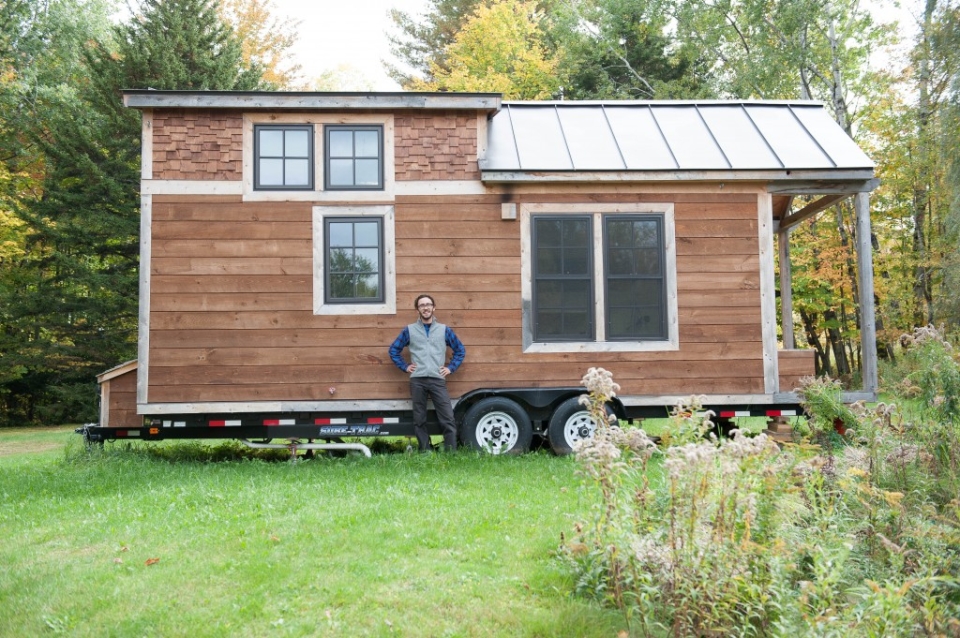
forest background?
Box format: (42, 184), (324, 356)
(0, 0), (958, 426)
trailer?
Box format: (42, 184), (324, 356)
(79, 91), (877, 455)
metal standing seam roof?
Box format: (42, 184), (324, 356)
(481, 101), (875, 174)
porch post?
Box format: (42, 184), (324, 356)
(855, 192), (878, 395)
(777, 223), (795, 349)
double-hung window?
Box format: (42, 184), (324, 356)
(254, 124), (313, 190)
(604, 216), (666, 340)
(532, 216), (595, 341)
(524, 204), (677, 352)
(325, 125), (383, 190)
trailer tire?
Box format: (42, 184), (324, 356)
(460, 397), (532, 455)
(547, 397), (613, 456)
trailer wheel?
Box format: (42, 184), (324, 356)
(460, 397), (532, 455)
(547, 397), (613, 455)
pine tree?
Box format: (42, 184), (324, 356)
(2, 0), (268, 424)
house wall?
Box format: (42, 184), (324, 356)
(142, 108), (768, 407)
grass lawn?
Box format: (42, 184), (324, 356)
(0, 430), (628, 637)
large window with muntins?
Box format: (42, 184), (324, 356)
(325, 125), (383, 190)
(254, 124), (313, 189)
(528, 211), (670, 347)
(324, 218), (383, 303)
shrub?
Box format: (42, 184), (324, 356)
(563, 367), (960, 637)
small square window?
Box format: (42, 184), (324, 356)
(325, 125), (383, 190)
(254, 125), (314, 190)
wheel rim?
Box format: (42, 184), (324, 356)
(475, 411), (520, 454)
(562, 410), (597, 448)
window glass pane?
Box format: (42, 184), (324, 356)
(563, 279), (592, 307)
(565, 311), (591, 336)
(356, 275), (380, 298)
(354, 159), (380, 186)
(285, 130), (310, 157)
(285, 159), (309, 186)
(328, 223), (353, 247)
(634, 220), (659, 247)
(635, 248), (661, 275)
(563, 219), (590, 247)
(328, 248), (352, 272)
(259, 158), (283, 185)
(535, 218), (562, 246)
(259, 129), (283, 156)
(564, 245), (590, 275)
(537, 310), (563, 336)
(329, 274), (355, 299)
(329, 130), (353, 157)
(329, 159), (354, 186)
(536, 247), (560, 274)
(536, 280), (562, 307)
(608, 248), (634, 275)
(354, 248), (379, 272)
(354, 130), (379, 157)
(354, 222), (379, 246)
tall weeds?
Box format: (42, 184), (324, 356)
(562, 365), (960, 637)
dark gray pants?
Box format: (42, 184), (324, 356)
(410, 377), (457, 451)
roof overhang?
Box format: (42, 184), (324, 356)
(480, 169), (877, 189)
(121, 90), (502, 112)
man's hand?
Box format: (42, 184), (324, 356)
(406, 364), (417, 374)
(439, 366), (451, 378)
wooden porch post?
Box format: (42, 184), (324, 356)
(777, 224), (795, 349)
(855, 192), (878, 395)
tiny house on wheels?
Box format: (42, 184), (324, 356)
(83, 91), (879, 455)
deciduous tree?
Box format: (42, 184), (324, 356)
(412, 0), (561, 99)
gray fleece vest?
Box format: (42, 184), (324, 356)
(408, 320), (447, 379)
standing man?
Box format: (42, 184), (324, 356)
(389, 294), (466, 452)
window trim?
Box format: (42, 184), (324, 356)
(313, 205), (396, 316)
(253, 124), (314, 191)
(520, 202), (679, 353)
(324, 124), (384, 191)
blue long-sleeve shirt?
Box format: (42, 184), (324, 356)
(389, 323), (466, 374)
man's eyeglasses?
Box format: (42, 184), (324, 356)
(417, 303), (434, 309)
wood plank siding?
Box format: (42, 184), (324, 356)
(100, 366), (140, 427)
(146, 188), (766, 404)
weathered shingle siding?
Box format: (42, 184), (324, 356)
(153, 109), (244, 180)
(395, 112), (480, 181)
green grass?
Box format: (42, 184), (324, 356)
(0, 433), (627, 637)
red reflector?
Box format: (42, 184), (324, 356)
(263, 420), (280, 426)
(367, 418), (384, 424)
(719, 411), (736, 418)
(210, 420), (226, 427)
(117, 430), (128, 438)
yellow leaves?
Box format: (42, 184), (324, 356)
(418, 0), (561, 100)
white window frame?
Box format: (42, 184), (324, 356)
(243, 113), (394, 202)
(520, 202), (679, 353)
(313, 205), (396, 316)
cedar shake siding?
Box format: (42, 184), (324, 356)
(152, 109), (244, 180)
(395, 112), (480, 181)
